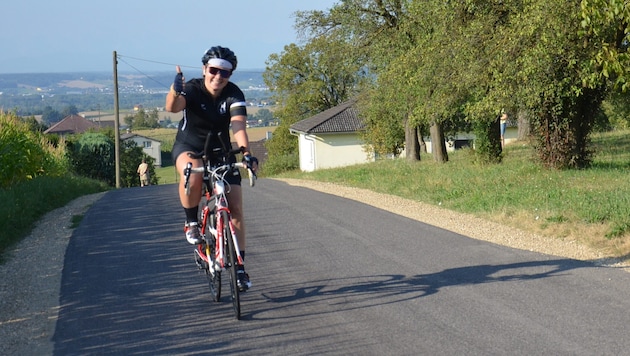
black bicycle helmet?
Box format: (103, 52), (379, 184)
(201, 46), (238, 71)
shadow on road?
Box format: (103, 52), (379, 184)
(257, 258), (592, 319)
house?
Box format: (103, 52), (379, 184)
(44, 114), (112, 135)
(121, 132), (162, 166)
(289, 100), (374, 172)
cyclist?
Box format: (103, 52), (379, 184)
(165, 46), (258, 291)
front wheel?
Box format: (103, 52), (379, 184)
(223, 211), (241, 320)
(202, 205), (221, 302)
(206, 235), (221, 302)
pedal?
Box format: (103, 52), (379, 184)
(194, 250), (208, 270)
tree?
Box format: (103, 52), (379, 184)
(61, 105), (79, 118)
(509, 0), (606, 168)
(297, 0), (428, 160)
(41, 106), (62, 125)
(67, 132), (115, 186)
(579, 0), (630, 92)
(254, 108), (274, 126)
(263, 36), (366, 172)
(293, 0), (618, 169)
(21, 115), (48, 133)
(120, 140), (157, 187)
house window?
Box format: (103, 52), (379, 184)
(143, 141), (152, 148)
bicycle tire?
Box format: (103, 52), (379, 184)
(222, 210), (241, 320)
(201, 201), (220, 303)
(206, 234), (221, 302)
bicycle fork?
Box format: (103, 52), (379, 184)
(212, 207), (244, 272)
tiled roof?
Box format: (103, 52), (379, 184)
(290, 99), (364, 134)
(44, 114), (100, 135)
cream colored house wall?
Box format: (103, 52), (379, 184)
(298, 133), (373, 172)
(125, 136), (162, 166)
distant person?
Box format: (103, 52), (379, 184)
(165, 46), (258, 292)
(137, 158), (150, 187)
(500, 112), (508, 148)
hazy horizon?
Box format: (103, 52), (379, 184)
(1, 0), (337, 74)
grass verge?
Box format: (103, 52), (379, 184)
(0, 175), (109, 262)
(276, 130), (630, 262)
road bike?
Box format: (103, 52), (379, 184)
(183, 132), (255, 320)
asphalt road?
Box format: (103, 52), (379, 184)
(53, 179), (630, 355)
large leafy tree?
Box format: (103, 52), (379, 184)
(296, 0), (431, 160)
(276, 0), (619, 169)
(505, 0), (606, 168)
(263, 36), (366, 172)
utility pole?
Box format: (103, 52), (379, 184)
(113, 51), (121, 188)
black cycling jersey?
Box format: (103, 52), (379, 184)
(174, 78), (247, 153)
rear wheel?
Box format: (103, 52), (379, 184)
(223, 211), (241, 320)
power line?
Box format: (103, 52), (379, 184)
(115, 53), (266, 89)
(116, 56), (172, 89)
(117, 53), (265, 74)
(117, 54), (199, 71)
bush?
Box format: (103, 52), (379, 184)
(66, 132), (115, 186)
(472, 118), (503, 165)
(0, 111), (67, 189)
(262, 152), (299, 175)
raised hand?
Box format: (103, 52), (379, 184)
(173, 65), (184, 94)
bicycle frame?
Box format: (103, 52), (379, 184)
(198, 167), (244, 273)
(185, 131), (255, 319)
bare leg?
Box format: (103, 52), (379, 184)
(226, 185), (246, 251)
(175, 152), (203, 210)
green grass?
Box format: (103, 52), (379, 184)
(155, 165), (179, 185)
(276, 130), (630, 260)
(0, 175), (109, 262)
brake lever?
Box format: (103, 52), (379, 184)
(184, 162), (192, 195)
(248, 168), (257, 187)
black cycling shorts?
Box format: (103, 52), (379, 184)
(172, 141), (242, 185)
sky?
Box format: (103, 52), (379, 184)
(1, 0), (339, 74)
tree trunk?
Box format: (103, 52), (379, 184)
(517, 109), (530, 140)
(419, 126), (427, 154)
(405, 118), (420, 161)
(430, 121), (448, 163)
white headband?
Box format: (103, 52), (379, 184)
(207, 58), (233, 70)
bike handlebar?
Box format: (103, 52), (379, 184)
(183, 161), (256, 196)
(183, 131), (257, 195)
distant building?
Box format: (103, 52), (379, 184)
(121, 132), (162, 166)
(290, 99), (374, 172)
(44, 114), (112, 135)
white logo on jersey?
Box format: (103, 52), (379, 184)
(219, 101), (227, 115)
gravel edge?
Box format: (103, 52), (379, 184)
(0, 192), (106, 356)
(278, 178), (630, 270)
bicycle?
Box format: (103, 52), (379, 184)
(183, 132), (256, 320)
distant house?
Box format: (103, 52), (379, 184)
(244, 136), (269, 168)
(121, 132), (162, 166)
(289, 99), (373, 172)
(44, 114), (111, 135)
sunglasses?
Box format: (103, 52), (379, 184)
(207, 66), (232, 78)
